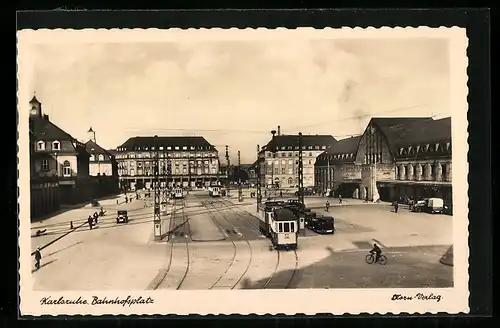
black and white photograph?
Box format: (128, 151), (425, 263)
(17, 27), (469, 315)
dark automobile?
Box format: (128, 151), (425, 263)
(308, 215), (335, 234)
(411, 197), (445, 214)
(116, 210), (129, 224)
(294, 188), (314, 196)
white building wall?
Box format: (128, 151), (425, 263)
(89, 162), (113, 176)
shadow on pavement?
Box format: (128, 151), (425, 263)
(31, 259), (58, 273)
(240, 245), (453, 289)
(45, 241), (83, 257)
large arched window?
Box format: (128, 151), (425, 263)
(63, 160), (71, 177)
(288, 177), (293, 185)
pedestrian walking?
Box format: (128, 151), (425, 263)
(325, 200), (330, 212)
(280, 191), (283, 197)
(88, 215), (93, 230)
(338, 193), (343, 204)
(34, 246), (42, 270)
(70, 221), (74, 229)
(125, 196), (129, 203)
(394, 201), (399, 213)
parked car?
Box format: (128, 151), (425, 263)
(308, 215), (335, 234)
(116, 210), (129, 224)
(411, 197), (445, 214)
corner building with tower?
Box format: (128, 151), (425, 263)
(115, 136), (221, 191)
(258, 127), (338, 189)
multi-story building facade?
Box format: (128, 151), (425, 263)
(85, 127), (120, 196)
(115, 136), (221, 190)
(29, 96), (93, 211)
(314, 117), (452, 204)
(314, 136), (362, 197)
(259, 134), (338, 189)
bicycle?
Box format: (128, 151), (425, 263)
(365, 253), (388, 265)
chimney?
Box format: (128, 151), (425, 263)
(277, 126), (281, 136)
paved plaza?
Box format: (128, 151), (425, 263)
(30, 190), (453, 290)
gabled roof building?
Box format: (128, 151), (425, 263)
(29, 95), (93, 216)
(314, 116), (452, 203)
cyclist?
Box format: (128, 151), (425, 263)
(325, 200), (330, 212)
(370, 243), (382, 263)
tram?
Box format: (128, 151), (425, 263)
(171, 187), (184, 199)
(259, 201), (298, 250)
(208, 186), (221, 197)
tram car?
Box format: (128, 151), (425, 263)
(208, 186), (221, 197)
(171, 187), (184, 199)
(259, 202), (298, 250)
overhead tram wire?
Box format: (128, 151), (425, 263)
(288, 103), (441, 131)
(120, 106), (445, 138)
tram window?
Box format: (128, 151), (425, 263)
(278, 223), (283, 233)
(283, 222), (290, 232)
(290, 222), (295, 233)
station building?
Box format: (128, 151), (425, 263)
(313, 116), (452, 204)
(115, 136), (221, 191)
(314, 135), (362, 197)
(259, 130), (338, 189)
(29, 96), (93, 218)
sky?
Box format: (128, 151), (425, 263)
(23, 35), (451, 164)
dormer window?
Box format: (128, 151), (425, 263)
(399, 148), (404, 155)
(167, 146), (172, 150)
(425, 144), (430, 152)
(175, 146), (180, 150)
(52, 141), (60, 151)
(37, 141), (46, 151)
(90, 155), (95, 161)
(416, 145), (421, 153)
(435, 143), (440, 151)
(190, 146), (195, 150)
(446, 142), (450, 150)
(98, 154), (104, 161)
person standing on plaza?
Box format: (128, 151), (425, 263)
(394, 200), (399, 213)
(325, 200), (330, 212)
(88, 215), (93, 230)
(34, 246), (42, 270)
(338, 193), (343, 204)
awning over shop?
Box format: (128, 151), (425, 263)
(377, 180), (452, 187)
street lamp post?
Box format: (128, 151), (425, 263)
(256, 144), (261, 213)
(152, 135), (162, 241)
(270, 130), (277, 195)
(297, 132), (304, 205)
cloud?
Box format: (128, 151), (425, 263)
(21, 37), (451, 163)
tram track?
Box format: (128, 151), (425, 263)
(196, 195), (253, 290)
(150, 198), (191, 290)
(218, 198), (300, 289)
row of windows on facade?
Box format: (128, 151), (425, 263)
(398, 142), (451, 156)
(115, 152), (218, 159)
(90, 154), (106, 161)
(264, 167), (314, 175)
(270, 145), (328, 152)
(318, 153), (356, 162)
(118, 159), (218, 168)
(39, 159), (72, 177)
(119, 167), (217, 176)
(264, 159), (316, 166)
(265, 176), (312, 185)
(396, 162), (451, 182)
(35, 140), (61, 151)
(265, 151), (317, 158)
(116, 145), (213, 152)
